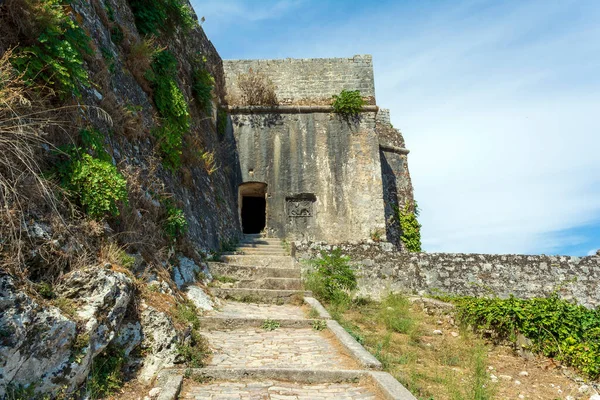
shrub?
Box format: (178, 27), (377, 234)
(454, 294), (600, 379)
(88, 345), (126, 399)
(146, 50), (190, 171)
(191, 56), (214, 114)
(163, 203), (187, 239)
(331, 89), (365, 118)
(305, 248), (357, 302)
(128, 0), (195, 36)
(396, 201), (422, 252)
(60, 153), (128, 219)
(236, 69), (278, 106)
(11, 0), (92, 99)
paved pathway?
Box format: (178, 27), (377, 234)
(182, 380), (377, 400)
(177, 234), (414, 399)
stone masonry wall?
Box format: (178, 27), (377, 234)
(231, 111), (387, 242)
(223, 55), (375, 105)
(294, 242), (600, 308)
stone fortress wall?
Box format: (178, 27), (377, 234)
(294, 243), (600, 307)
(223, 55), (375, 105)
(223, 54), (410, 243)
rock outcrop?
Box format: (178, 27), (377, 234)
(0, 266), (134, 396)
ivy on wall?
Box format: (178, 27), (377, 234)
(396, 201), (422, 252)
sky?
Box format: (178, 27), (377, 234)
(190, 0), (600, 256)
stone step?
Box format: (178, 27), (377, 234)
(201, 327), (360, 370)
(208, 262), (301, 279)
(237, 243), (284, 249)
(224, 249), (287, 256)
(199, 316), (317, 330)
(219, 255), (294, 268)
(240, 238), (283, 245)
(181, 377), (379, 399)
(211, 288), (310, 304)
(233, 277), (303, 290)
(206, 301), (308, 320)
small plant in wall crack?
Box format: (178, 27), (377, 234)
(262, 319), (281, 331)
(312, 320), (327, 331)
(332, 89), (365, 119)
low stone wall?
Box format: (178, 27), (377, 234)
(293, 242), (600, 308)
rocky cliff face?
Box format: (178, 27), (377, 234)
(0, 0), (235, 397)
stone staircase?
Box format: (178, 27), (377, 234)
(155, 234), (416, 400)
(208, 234), (309, 303)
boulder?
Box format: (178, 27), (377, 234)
(173, 256), (210, 289)
(0, 274), (76, 397)
(186, 285), (215, 311)
(137, 304), (182, 383)
(0, 266), (133, 396)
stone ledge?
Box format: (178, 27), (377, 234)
(225, 105), (379, 114)
(380, 142), (410, 155)
(327, 319), (383, 370)
(164, 367), (417, 399)
(304, 296), (332, 319)
(154, 371), (183, 400)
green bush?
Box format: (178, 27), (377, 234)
(11, 0), (92, 99)
(146, 50), (190, 171)
(331, 89), (365, 118)
(454, 294), (600, 379)
(191, 57), (214, 114)
(305, 248), (357, 302)
(396, 202), (422, 252)
(163, 203), (187, 239)
(128, 0), (195, 36)
(88, 345), (126, 399)
(61, 153), (128, 219)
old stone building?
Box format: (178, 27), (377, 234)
(222, 55), (414, 245)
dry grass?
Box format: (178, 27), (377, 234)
(232, 68), (278, 106)
(0, 50), (113, 279)
(126, 38), (160, 95)
(331, 295), (591, 400)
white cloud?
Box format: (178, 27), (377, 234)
(589, 249), (599, 256)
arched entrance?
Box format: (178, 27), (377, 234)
(238, 182), (267, 234)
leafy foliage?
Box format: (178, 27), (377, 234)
(305, 248), (357, 302)
(163, 203), (187, 239)
(128, 0), (195, 36)
(191, 56), (214, 114)
(331, 89), (365, 117)
(59, 153), (128, 219)
(11, 0), (92, 99)
(88, 345), (126, 399)
(396, 201), (422, 252)
(262, 319), (281, 331)
(146, 50), (190, 170)
(454, 294), (600, 379)
(173, 300), (208, 368)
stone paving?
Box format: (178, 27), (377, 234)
(181, 380), (377, 399)
(204, 327), (358, 369)
(207, 302), (306, 320)
(181, 237), (386, 400)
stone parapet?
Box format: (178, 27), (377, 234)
(294, 242), (600, 308)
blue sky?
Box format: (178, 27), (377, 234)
(190, 0), (600, 256)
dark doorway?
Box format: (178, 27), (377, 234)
(241, 196), (266, 234)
